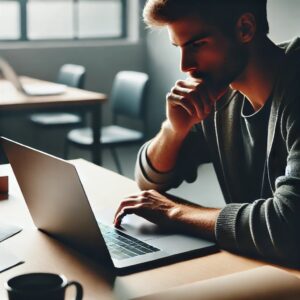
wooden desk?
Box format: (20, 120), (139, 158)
(0, 160), (299, 299)
(0, 77), (107, 165)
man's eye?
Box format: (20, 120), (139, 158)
(192, 41), (206, 48)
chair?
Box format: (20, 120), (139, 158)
(29, 64), (86, 127)
(64, 71), (149, 175)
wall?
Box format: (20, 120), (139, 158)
(145, 0), (300, 137)
(268, 0), (300, 43)
(0, 42), (146, 121)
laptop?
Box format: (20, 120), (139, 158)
(0, 137), (217, 274)
(0, 57), (66, 96)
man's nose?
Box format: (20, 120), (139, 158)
(180, 49), (196, 73)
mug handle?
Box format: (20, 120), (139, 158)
(66, 280), (83, 300)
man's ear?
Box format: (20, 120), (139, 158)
(236, 13), (256, 43)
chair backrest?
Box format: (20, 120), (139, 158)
(57, 64), (86, 88)
(111, 71), (149, 121)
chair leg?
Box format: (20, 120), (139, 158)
(63, 139), (70, 159)
(110, 147), (123, 175)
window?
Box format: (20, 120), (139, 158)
(0, 0), (126, 41)
(0, 1), (21, 40)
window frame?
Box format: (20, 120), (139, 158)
(0, 0), (127, 42)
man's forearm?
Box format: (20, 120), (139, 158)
(171, 204), (221, 241)
(147, 120), (190, 172)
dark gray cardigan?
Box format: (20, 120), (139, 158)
(135, 37), (300, 264)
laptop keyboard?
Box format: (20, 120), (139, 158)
(99, 223), (160, 260)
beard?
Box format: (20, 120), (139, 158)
(190, 43), (249, 100)
(189, 70), (231, 100)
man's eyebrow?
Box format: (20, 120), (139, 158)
(172, 33), (210, 48)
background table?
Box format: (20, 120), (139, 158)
(0, 77), (107, 165)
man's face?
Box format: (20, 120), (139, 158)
(167, 16), (248, 96)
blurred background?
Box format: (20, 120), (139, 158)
(0, 0), (299, 181)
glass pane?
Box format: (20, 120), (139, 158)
(27, 0), (74, 40)
(0, 1), (20, 40)
(78, 0), (122, 38)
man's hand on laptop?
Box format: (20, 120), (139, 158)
(113, 189), (220, 240)
(114, 190), (179, 228)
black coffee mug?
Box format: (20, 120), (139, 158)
(5, 272), (83, 300)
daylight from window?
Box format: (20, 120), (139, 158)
(0, 0), (124, 41)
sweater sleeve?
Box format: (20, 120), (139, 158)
(134, 141), (178, 191)
(135, 125), (211, 191)
(215, 97), (300, 264)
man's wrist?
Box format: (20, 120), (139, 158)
(161, 120), (191, 142)
(168, 204), (220, 241)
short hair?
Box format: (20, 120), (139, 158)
(143, 0), (269, 36)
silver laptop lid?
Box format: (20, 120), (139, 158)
(0, 57), (66, 96)
(0, 136), (113, 267)
(0, 57), (25, 93)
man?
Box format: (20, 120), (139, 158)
(114, 0), (300, 264)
